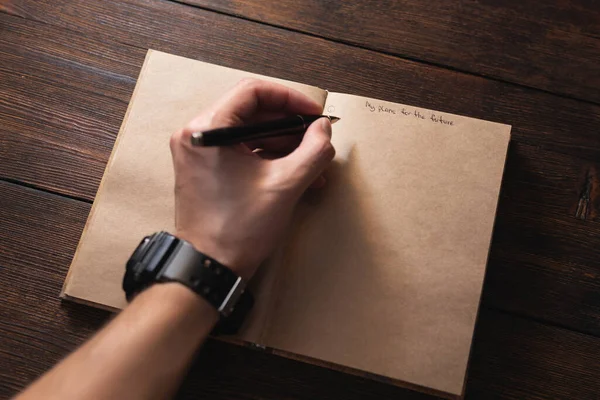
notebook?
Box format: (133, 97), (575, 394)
(63, 50), (511, 399)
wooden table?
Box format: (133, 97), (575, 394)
(1, 1), (599, 398)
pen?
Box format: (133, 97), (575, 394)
(190, 114), (340, 147)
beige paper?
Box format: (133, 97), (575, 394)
(261, 93), (510, 396)
(63, 50), (510, 398)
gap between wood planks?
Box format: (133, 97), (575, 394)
(0, 178), (93, 204)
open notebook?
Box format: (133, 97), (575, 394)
(63, 50), (510, 399)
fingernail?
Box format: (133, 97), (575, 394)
(321, 118), (332, 136)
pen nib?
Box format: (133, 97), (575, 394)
(328, 115), (341, 124)
(191, 132), (204, 146)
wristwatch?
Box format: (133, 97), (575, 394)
(122, 231), (254, 335)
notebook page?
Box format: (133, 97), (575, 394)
(262, 92), (510, 396)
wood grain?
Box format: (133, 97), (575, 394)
(0, 71), (123, 199)
(0, 15), (140, 199)
(1, 12), (599, 337)
(484, 142), (600, 335)
(170, 0), (600, 102)
(466, 310), (600, 399)
(0, 14), (141, 102)
(174, 0), (600, 104)
(2, 181), (599, 399)
(2, 2), (600, 159)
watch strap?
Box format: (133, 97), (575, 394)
(158, 239), (246, 317)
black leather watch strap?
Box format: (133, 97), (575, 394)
(157, 239), (246, 317)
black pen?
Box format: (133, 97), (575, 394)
(190, 114), (340, 147)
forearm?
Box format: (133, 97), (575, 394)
(17, 283), (218, 400)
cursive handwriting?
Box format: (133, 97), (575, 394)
(365, 100), (454, 126)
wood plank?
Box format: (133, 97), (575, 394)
(484, 142), (600, 335)
(466, 310), (600, 399)
(0, 14), (143, 199)
(0, 182), (110, 397)
(2, 181), (599, 399)
(1, 13), (599, 336)
(0, 71), (125, 200)
(177, 0), (600, 104)
(0, 14), (141, 102)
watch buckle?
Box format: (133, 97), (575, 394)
(218, 277), (246, 317)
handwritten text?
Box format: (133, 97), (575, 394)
(365, 100), (454, 126)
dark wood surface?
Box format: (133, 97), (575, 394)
(179, 0), (600, 104)
(1, 1), (599, 398)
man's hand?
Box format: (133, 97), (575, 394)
(170, 79), (335, 280)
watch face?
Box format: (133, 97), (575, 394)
(126, 236), (151, 272)
(123, 232), (177, 299)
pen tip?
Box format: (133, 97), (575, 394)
(328, 116), (341, 124)
(191, 132), (204, 146)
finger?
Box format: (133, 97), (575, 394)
(279, 118), (335, 188)
(240, 110), (289, 124)
(242, 112), (304, 153)
(172, 125), (254, 161)
(209, 78), (323, 126)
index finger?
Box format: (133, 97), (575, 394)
(209, 78), (323, 126)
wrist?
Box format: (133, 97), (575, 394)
(136, 282), (219, 326)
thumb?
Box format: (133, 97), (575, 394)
(282, 117), (335, 188)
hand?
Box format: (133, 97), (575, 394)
(169, 79), (335, 280)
